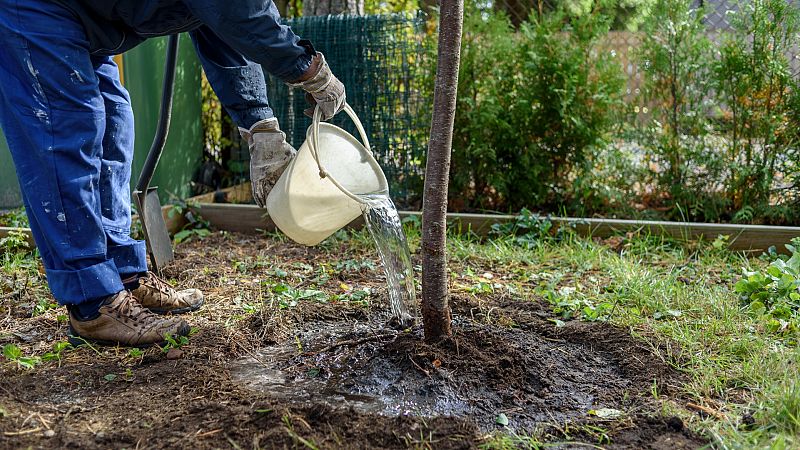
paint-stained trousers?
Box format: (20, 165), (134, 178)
(0, 0), (292, 305)
(0, 1), (148, 305)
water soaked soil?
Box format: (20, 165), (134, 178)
(0, 233), (705, 449)
(234, 316), (650, 431)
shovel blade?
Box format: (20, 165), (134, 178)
(134, 187), (174, 273)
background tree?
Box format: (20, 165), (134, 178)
(304, 0), (365, 16)
(421, 0), (464, 342)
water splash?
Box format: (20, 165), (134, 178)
(359, 193), (416, 327)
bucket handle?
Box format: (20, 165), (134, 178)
(309, 103), (377, 204)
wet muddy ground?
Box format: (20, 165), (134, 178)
(0, 232), (705, 449)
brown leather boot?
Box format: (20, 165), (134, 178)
(68, 291), (190, 347)
(132, 271), (204, 315)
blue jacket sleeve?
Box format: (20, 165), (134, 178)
(181, 0), (314, 82)
(190, 26), (273, 128)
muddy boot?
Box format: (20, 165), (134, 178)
(68, 291), (190, 347)
(132, 271), (204, 315)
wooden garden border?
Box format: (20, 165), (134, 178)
(4, 182), (800, 253)
(0, 184), (251, 248)
(191, 201), (800, 253)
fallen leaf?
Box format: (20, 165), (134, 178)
(589, 408), (624, 419)
(495, 413), (509, 426)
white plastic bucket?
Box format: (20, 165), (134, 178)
(265, 104), (388, 246)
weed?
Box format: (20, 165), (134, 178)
(281, 414), (319, 450)
(32, 296), (58, 317)
(331, 287), (372, 306)
(0, 230), (30, 253)
(334, 258), (377, 273)
(173, 228), (211, 245)
(41, 341), (71, 362)
(0, 208), (29, 228)
(267, 282), (328, 309)
(478, 430), (545, 449)
(168, 195), (212, 245)
(160, 333), (190, 352)
(2, 344), (40, 370)
(734, 238), (800, 338)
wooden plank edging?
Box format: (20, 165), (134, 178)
(192, 203), (800, 253)
(5, 200), (799, 253)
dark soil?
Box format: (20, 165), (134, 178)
(0, 232), (705, 449)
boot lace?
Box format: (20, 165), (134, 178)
(110, 291), (158, 325)
(143, 271), (178, 306)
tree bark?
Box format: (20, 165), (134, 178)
(421, 0), (463, 342)
(303, 0), (364, 16)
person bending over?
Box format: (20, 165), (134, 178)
(0, 0), (345, 347)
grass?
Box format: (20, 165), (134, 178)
(446, 229), (798, 449)
(0, 218), (798, 448)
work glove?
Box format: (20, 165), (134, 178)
(289, 52), (346, 120)
(238, 118), (297, 207)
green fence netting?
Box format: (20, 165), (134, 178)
(265, 13), (429, 205)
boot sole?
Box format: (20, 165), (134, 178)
(148, 297), (204, 315)
(67, 324), (191, 348)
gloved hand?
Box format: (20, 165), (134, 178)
(290, 52), (346, 120)
(238, 118), (297, 207)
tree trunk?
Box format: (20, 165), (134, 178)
(421, 0), (463, 342)
(303, 0), (364, 16)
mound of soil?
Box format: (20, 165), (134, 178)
(231, 294), (700, 448)
(0, 233), (705, 449)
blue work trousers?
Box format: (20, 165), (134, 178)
(0, 1), (147, 305)
(0, 0), (308, 305)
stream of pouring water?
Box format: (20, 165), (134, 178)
(359, 193), (416, 326)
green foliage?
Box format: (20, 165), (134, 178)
(759, 379), (800, 438)
(160, 333), (190, 352)
(0, 230), (30, 254)
(32, 297), (58, 317)
(437, 7), (625, 212)
(490, 209), (555, 248)
(636, 0), (725, 221)
(713, 0), (800, 223)
(542, 285), (615, 321)
(493, 0), (656, 31)
(489, 209), (577, 249)
(334, 259), (377, 272)
(365, 0), (419, 14)
(735, 239), (800, 337)
(268, 282), (329, 309)
(0, 208), (28, 228)
(168, 195), (212, 245)
(2, 344), (40, 370)
(173, 228), (211, 245)
(41, 341), (72, 362)
(200, 72), (235, 163)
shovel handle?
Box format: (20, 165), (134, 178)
(135, 34), (180, 193)
(309, 104), (376, 204)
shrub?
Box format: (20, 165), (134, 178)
(713, 0), (800, 224)
(438, 6), (626, 212)
(635, 0), (728, 221)
(447, 9), (518, 211)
